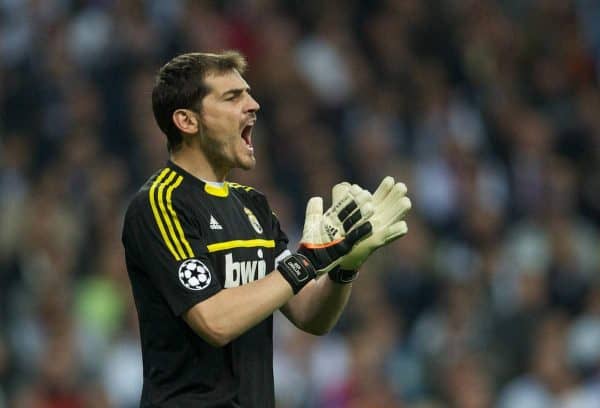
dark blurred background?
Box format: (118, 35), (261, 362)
(2, 0), (600, 407)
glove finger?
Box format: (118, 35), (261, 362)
(360, 201), (374, 221)
(337, 187), (372, 223)
(305, 196), (324, 218)
(383, 220), (408, 244)
(303, 196), (323, 239)
(337, 199), (358, 222)
(372, 176), (395, 205)
(354, 188), (372, 206)
(378, 184), (411, 223)
(387, 197), (412, 223)
(379, 199), (411, 227)
(342, 202), (374, 232)
(378, 182), (407, 211)
(331, 182), (351, 204)
(396, 182), (408, 196)
(327, 189), (356, 221)
(349, 184), (364, 196)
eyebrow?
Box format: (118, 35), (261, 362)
(221, 87), (250, 99)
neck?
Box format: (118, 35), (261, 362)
(170, 147), (229, 182)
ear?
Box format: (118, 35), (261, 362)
(172, 109), (199, 135)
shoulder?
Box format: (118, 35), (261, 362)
(228, 181), (265, 199)
(228, 182), (269, 207)
(125, 167), (190, 221)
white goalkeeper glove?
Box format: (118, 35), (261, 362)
(277, 183), (374, 293)
(329, 177), (411, 283)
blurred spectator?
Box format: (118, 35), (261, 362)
(497, 313), (577, 408)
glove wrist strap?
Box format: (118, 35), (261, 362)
(277, 253), (316, 294)
(328, 267), (359, 284)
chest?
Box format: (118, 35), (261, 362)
(194, 195), (267, 240)
(193, 194), (275, 288)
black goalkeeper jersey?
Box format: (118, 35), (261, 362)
(122, 161), (289, 407)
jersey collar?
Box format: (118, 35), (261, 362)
(166, 160), (230, 198)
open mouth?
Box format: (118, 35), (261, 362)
(241, 124), (254, 149)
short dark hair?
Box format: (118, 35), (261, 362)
(152, 51), (247, 152)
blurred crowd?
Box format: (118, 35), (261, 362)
(2, 0), (600, 407)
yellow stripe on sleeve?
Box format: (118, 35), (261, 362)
(206, 239), (275, 253)
(149, 169), (181, 261)
(157, 171), (187, 260)
(166, 175), (195, 258)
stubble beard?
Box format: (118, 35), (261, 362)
(197, 127), (231, 175)
(197, 125), (255, 174)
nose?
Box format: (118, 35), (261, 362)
(246, 94), (260, 113)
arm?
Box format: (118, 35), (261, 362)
(184, 270), (293, 347)
(183, 249), (355, 346)
(276, 184), (374, 335)
(280, 275), (352, 335)
(185, 183), (375, 346)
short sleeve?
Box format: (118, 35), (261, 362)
(270, 210), (291, 267)
(123, 194), (221, 316)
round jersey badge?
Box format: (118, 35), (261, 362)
(179, 259), (211, 290)
(244, 207), (263, 234)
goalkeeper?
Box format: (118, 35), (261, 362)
(121, 50), (411, 408)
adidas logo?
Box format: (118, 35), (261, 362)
(209, 215), (223, 230)
(325, 224), (338, 240)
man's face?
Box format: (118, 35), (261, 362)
(197, 70), (260, 172)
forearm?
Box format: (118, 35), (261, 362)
(281, 275), (352, 335)
(184, 270), (293, 346)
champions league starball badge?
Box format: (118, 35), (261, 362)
(179, 259), (211, 290)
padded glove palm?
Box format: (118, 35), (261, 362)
(277, 183), (374, 293)
(298, 183), (374, 275)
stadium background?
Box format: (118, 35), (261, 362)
(1, 0), (600, 407)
